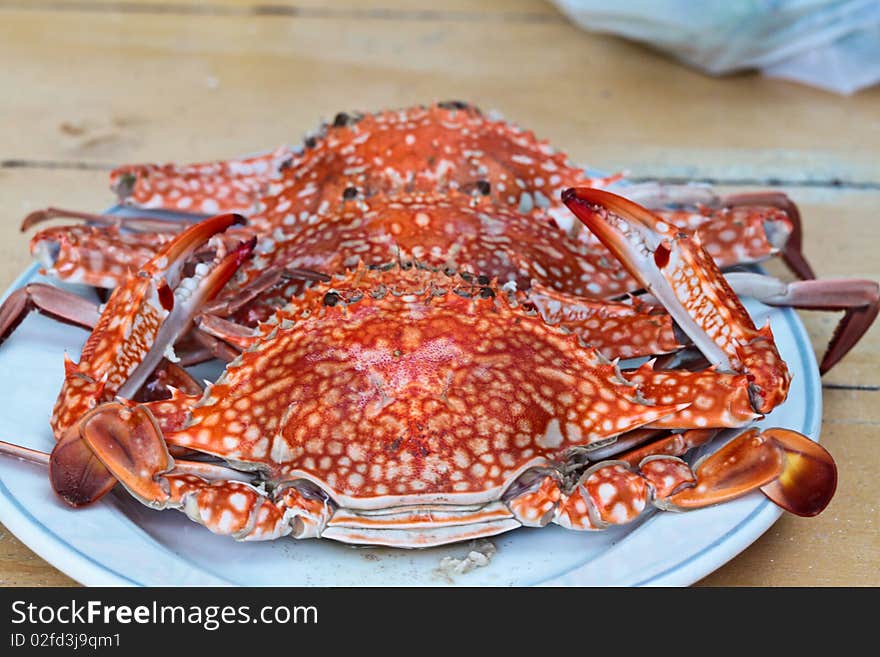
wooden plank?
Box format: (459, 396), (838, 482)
(1, 8), (879, 183)
(0, 527), (79, 586)
(6, 0), (560, 13)
(699, 388), (879, 587)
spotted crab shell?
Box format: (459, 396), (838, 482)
(110, 103), (607, 220)
(111, 146), (294, 214)
(169, 266), (684, 509)
(249, 102), (604, 233)
(234, 190), (641, 303)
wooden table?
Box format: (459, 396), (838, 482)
(0, 0), (877, 587)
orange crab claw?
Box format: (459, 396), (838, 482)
(563, 187), (793, 414)
(38, 216), (255, 507)
(660, 428), (836, 516)
(758, 428), (837, 517)
(562, 186), (750, 366)
(49, 422), (118, 507)
(77, 403), (174, 506)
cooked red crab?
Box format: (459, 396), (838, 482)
(15, 172), (841, 364)
(14, 184), (875, 372)
(110, 102), (616, 219)
(0, 190), (854, 547)
(19, 101), (805, 304)
(16, 102), (841, 371)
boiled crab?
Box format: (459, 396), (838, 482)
(0, 189), (853, 547)
(11, 102), (842, 367)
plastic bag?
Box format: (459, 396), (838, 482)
(552, 0), (880, 94)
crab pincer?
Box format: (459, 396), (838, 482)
(31, 213), (255, 505)
(562, 187), (838, 516)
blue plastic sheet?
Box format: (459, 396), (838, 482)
(553, 0), (880, 94)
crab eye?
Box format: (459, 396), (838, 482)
(323, 292), (340, 307)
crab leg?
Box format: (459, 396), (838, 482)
(29, 224), (178, 288)
(201, 266), (285, 317)
(724, 272), (880, 374)
(21, 207), (190, 233)
(184, 328), (241, 364)
(614, 428), (719, 465)
(721, 192), (813, 280)
(0, 284), (101, 346)
(625, 361), (760, 429)
(523, 283), (683, 359)
(111, 145), (294, 215)
(662, 203), (794, 271)
(0, 441), (51, 467)
(0, 280), (241, 374)
(509, 425), (836, 529)
(643, 187), (808, 278)
(194, 313), (259, 350)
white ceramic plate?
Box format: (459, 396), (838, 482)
(0, 235), (822, 588)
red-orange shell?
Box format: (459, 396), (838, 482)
(170, 266), (684, 508)
(250, 102), (600, 233)
(234, 191), (640, 298)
